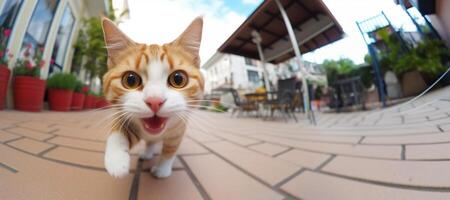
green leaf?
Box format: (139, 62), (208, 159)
(47, 73), (78, 90)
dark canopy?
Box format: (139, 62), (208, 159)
(218, 0), (344, 64)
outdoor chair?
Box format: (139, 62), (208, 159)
(264, 78), (298, 122)
(229, 89), (259, 117)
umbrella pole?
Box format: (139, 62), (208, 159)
(275, 0), (314, 124)
(254, 37), (272, 92)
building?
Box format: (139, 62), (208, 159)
(1, 0), (109, 107)
(276, 58), (327, 85)
(394, 0), (450, 47)
(202, 52), (278, 95)
(202, 52), (324, 95)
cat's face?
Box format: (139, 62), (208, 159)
(101, 17), (204, 139)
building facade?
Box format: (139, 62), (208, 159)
(394, 0), (450, 47)
(202, 52), (324, 95)
(202, 52), (278, 95)
(0, 0), (108, 107)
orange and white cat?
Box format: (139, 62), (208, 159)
(101, 17), (204, 178)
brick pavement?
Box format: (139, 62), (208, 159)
(1, 87), (450, 199)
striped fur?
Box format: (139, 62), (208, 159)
(101, 17), (204, 178)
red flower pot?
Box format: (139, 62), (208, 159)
(13, 76), (46, 112)
(96, 98), (109, 108)
(83, 95), (92, 109)
(48, 89), (73, 111)
(90, 96), (99, 109)
(0, 66), (11, 110)
(71, 92), (85, 110)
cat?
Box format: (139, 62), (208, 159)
(101, 17), (204, 178)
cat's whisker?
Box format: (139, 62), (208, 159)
(114, 113), (132, 133)
(93, 108), (127, 126)
(176, 111), (223, 134)
(81, 104), (126, 114)
(98, 111), (130, 133)
(185, 110), (226, 128)
(174, 114), (189, 126)
(175, 113), (208, 133)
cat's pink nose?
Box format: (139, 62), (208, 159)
(145, 97), (166, 113)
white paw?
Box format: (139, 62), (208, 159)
(104, 150), (130, 178)
(139, 145), (155, 160)
(140, 153), (154, 160)
(151, 165), (172, 178)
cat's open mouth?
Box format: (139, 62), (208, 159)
(141, 116), (167, 135)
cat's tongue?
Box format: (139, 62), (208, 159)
(142, 116), (167, 135)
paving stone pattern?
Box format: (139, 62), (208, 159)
(1, 87), (450, 199)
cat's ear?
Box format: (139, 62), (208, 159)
(102, 17), (135, 67)
(171, 16), (203, 66)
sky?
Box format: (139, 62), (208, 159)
(113, 0), (418, 65)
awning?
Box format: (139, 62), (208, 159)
(218, 0), (344, 64)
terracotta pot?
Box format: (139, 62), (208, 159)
(83, 94), (92, 109)
(48, 89), (73, 111)
(401, 70), (427, 97)
(96, 98), (109, 108)
(0, 66), (11, 110)
(13, 76), (46, 112)
(71, 92), (85, 110)
(90, 96), (99, 108)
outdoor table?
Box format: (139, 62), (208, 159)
(243, 93), (268, 118)
(244, 93), (267, 103)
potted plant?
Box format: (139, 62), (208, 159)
(391, 39), (449, 96)
(46, 73), (77, 111)
(71, 80), (85, 110)
(12, 44), (46, 112)
(90, 92), (99, 109)
(0, 28), (12, 110)
(83, 86), (93, 109)
(96, 92), (109, 108)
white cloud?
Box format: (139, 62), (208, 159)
(242, 0), (262, 5)
(116, 0), (246, 66)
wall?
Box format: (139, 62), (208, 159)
(427, 0), (450, 47)
(1, 0), (94, 108)
(203, 53), (270, 94)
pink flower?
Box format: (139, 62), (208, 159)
(50, 59), (55, 65)
(3, 29), (11, 37)
(82, 86), (89, 93)
(0, 50), (4, 57)
(26, 43), (32, 49)
(39, 60), (45, 68)
(25, 61), (33, 70)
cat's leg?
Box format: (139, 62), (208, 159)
(140, 142), (157, 160)
(151, 135), (183, 178)
(104, 132), (130, 178)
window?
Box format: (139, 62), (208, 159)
(70, 47), (81, 74)
(247, 70), (260, 83)
(20, 0), (59, 57)
(0, 0), (24, 51)
(245, 57), (257, 66)
(49, 4), (74, 75)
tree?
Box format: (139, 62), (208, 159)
(72, 0), (119, 86)
(322, 58), (357, 84)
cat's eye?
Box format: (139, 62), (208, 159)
(168, 70), (188, 89)
(121, 71), (142, 89)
